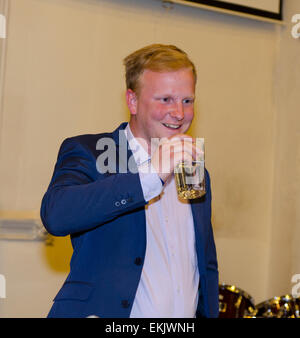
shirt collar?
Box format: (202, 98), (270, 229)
(125, 124), (150, 166)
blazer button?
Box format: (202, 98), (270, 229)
(134, 257), (142, 266)
(121, 300), (130, 308)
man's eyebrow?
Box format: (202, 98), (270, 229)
(154, 93), (195, 97)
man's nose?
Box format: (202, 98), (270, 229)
(170, 102), (184, 120)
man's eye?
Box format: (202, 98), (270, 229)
(183, 98), (194, 104)
(161, 97), (171, 103)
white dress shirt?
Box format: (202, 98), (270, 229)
(124, 124), (200, 318)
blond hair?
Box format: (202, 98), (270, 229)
(123, 44), (197, 94)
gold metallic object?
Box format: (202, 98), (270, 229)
(255, 295), (300, 318)
(218, 284), (256, 318)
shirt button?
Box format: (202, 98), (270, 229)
(134, 257), (142, 266)
(121, 199), (127, 205)
(121, 300), (130, 308)
(115, 201), (120, 207)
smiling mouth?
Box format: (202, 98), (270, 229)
(162, 123), (181, 130)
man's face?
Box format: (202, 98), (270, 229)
(127, 68), (195, 150)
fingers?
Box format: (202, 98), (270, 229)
(151, 134), (204, 182)
(160, 135), (203, 162)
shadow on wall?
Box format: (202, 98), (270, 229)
(42, 235), (73, 272)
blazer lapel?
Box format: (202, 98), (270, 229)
(112, 122), (146, 241)
(112, 122), (138, 174)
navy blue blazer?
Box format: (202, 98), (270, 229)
(40, 122), (219, 318)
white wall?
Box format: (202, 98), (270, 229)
(0, 0), (299, 317)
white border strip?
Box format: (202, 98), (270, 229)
(0, 0), (9, 152)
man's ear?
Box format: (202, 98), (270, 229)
(126, 89), (138, 116)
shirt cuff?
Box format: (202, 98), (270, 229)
(138, 161), (163, 202)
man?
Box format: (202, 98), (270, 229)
(41, 44), (219, 318)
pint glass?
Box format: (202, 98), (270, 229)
(174, 138), (206, 200)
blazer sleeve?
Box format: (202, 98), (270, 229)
(40, 137), (147, 237)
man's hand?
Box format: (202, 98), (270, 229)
(150, 134), (203, 183)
